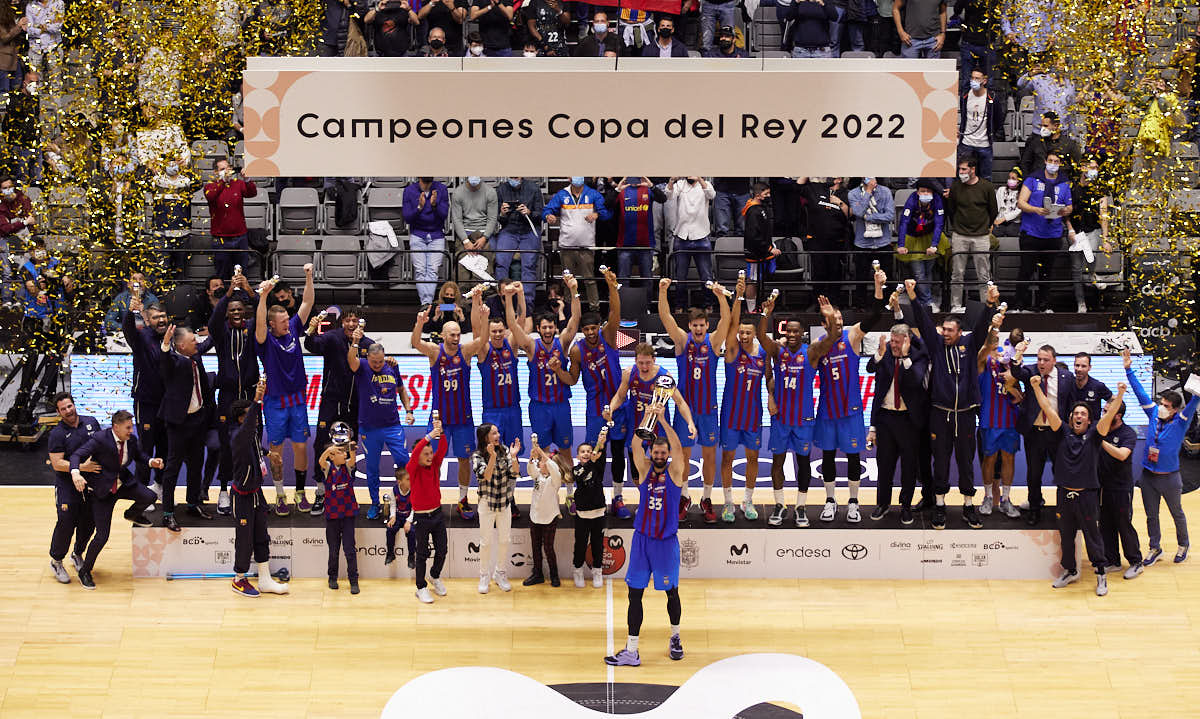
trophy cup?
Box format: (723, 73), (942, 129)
(329, 421), (353, 446)
(634, 375), (677, 441)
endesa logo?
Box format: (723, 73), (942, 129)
(775, 546), (833, 559)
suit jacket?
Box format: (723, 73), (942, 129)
(640, 38), (689, 57)
(158, 347), (215, 425)
(866, 338), (930, 426)
(573, 32), (620, 57)
(1011, 362), (1074, 434)
(70, 431), (149, 497)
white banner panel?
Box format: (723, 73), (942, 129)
(243, 57), (958, 176)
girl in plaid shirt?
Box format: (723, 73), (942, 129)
(319, 441), (360, 595)
(471, 424), (521, 594)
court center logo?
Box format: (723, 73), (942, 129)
(841, 543), (868, 561)
(680, 538), (699, 569)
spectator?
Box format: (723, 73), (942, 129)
(848, 177), (896, 307)
(958, 68), (1003, 182)
(993, 167), (1022, 237)
(270, 281), (297, 315)
(641, 16), (688, 57)
(616, 6), (654, 56)
(945, 157), (998, 312)
(402, 177), (451, 306)
(872, 0), (900, 56)
(5, 73), (41, 185)
(544, 177), (611, 311)
(1020, 110), (1083, 181)
(712, 177), (751, 237)
(743, 182), (777, 310)
(469, 0), (515, 56)
(700, 0), (738, 54)
(525, 0), (570, 56)
(495, 177), (545, 307)
(137, 40), (182, 111)
(893, 0), (945, 59)
(149, 145), (192, 278)
(0, 5), (26, 94)
(452, 176), (498, 280)
(1017, 59), (1077, 135)
(843, 0), (874, 54)
(612, 176), (666, 287)
(704, 25), (747, 57)
(320, 0), (363, 56)
(667, 177), (716, 308)
(196, 276), (225, 329)
(540, 280), (571, 330)
(1015, 151), (1072, 313)
(1064, 158), (1108, 313)
(786, 0), (838, 58)
(419, 0), (469, 55)
(204, 159), (257, 282)
(24, 0), (63, 74)
(954, 0), (995, 90)
(426, 281), (466, 340)
(521, 39), (539, 57)
(0, 176), (35, 308)
(465, 30), (485, 56)
(799, 177), (852, 307)
(104, 273), (158, 335)
(895, 179), (945, 310)
(575, 11), (619, 56)
(366, 0), (419, 57)
(999, 0), (1061, 57)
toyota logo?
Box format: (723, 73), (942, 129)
(841, 544), (868, 560)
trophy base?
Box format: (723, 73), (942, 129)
(633, 428), (658, 442)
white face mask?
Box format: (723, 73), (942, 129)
(469, 45), (483, 56)
(958, 172), (970, 183)
(1044, 163), (1060, 174)
(165, 164), (179, 176)
(0, 187), (14, 199)
(220, 168), (234, 180)
(26, 82), (37, 96)
(1158, 406), (1173, 421)
(1006, 178), (1019, 189)
(523, 50), (536, 57)
(1085, 169), (1098, 180)
(1040, 126), (1052, 137)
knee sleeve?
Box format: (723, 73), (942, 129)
(846, 453), (861, 484)
(822, 450), (837, 483)
(610, 439), (627, 485)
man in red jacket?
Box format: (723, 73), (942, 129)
(408, 418), (449, 604)
(0, 176), (35, 308)
(204, 160), (257, 281)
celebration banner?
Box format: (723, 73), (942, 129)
(242, 57), (958, 176)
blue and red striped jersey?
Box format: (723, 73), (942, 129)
(431, 344), (472, 425)
(580, 336), (620, 416)
(721, 345), (768, 432)
(528, 336), (571, 403)
(978, 355), (1019, 429)
(774, 343), (816, 427)
(636, 466), (681, 539)
(481, 339), (519, 410)
(629, 365), (671, 436)
(677, 334), (718, 416)
(817, 330), (863, 420)
(616, 185), (655, 248)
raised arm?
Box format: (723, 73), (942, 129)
(710, 281), (732, 354)
(347, 325), (364, 373)
(410, 307), (439, 359)
(254, 279), (271, 344)
(297, 263), (315, 324)
(1028, 374), (1061, 431)
(903, 279), (938, 346)
(657, 278), (688, 349)
(604, 367), (632, 421)
(601, 269), (621, 347)
(558, 274), (582, 347)
(504, 290), (534, 353)
(807, 295), (842, 365)
(724, 275), (745, 362)
(1096, 382), (1126, 436)
(848, 267), (887, 348)
(563, 343), (583, 386)
(1121, 348), (1154, 415)
(671, 389), (696, 440)
(757, 293), (780, 359)
(658, 410), (688, 487)
(461, 290), (490, 357)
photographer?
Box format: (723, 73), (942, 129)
(365, 0), (419, 56)
(204, 158), (257, 281)
(495, 177), (544, 308)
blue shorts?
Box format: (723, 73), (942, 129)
(482, 405), (523, 445)
(426, 416), (476, 457)
(625, 532), (680, 591)
(814, 414), (866, 454)
(587, 404), (629, 443)
(720, 423), (762, 451)
(263, 401), (310, 446)
(980, 427), (1020, 457)
(530, 399), (572, 449)
(675, 412), (718, 449)
(769, 422), (815, 456)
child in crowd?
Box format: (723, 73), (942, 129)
(565, 423), (611, 588)
(525, 433), (569, 586)
(319, 440), (360, 594)
(385, 465), (415, 569)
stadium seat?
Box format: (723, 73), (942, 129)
(243, 193), (271, 234)
(278, 187), (320, 234)
(713, 235), (744, 282)
(185, 234), (214, 282)
(366, 187), (407, 233)
(370, 177), (410, 188)
(274, 234), (317, 283)
(751, 6), (781, 51)
(319, 235), (365, 287)
(324, 193), (363, 235)
(992, 234), (1021, 292)
(618, 284), (649, 318)
(894, 188), (915, 209)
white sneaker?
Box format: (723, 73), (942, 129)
(1000, 497), (1020, 518)
(845, 501), (861, 523)
(950, 305), (967, 314)
(430, 578), (447, 596)
(217, 489), (231, 515)
(494, 570), (512, 592)
(256, 563), (289, 594)
(150, 482), (163, 502)
(1052, 570), (1080, 589)
(478, 574), (490, 594)
(1076, 302), (1088, 313)
(574, 567), (586, 588)
(1096, 573), (1108, 596)
(1123, 563), (1144, 580)
(820, 498), (837, 522)
(1018, 500), (1030, 510)
(979, 496), (994, 515)
(415, 586), (434, 603)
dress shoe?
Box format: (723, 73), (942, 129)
(164, 513), (181, 532)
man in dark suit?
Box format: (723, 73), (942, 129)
(573, 11), (620, 57)
(866, 323), (930, 525)
(70, 410), (162, 590)
(640, 16), (690, 57)
(158, 324), (216, 532)
(1011, 343), (1075, 526)
(122, 298), (170, 494)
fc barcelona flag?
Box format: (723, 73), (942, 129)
(588, 0), (686, 15)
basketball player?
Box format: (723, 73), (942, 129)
(718, 277), (769, 522)
(604, 405), (688, 667)
(561, 269), (632, 512)
(977, 327), (1023, 519)
(254, 266), (315, 515)
(808, 268), (886, 523)
(504, 275), (581, 467)
(757, 292), (818, 527)
(412, 289), (490, 520)
(604, 344), (697, 517)
(657, 278), (733, 523)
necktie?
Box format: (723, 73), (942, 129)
(192, 360), (202, 408)
(117, 440), (125, 491)
(1038, 375), (1049, 424)
(894, 360), (902, 409)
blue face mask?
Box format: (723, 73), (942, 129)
(507, 178), (521, 188)
(969, 79), (982, 90)
(862, 177), (873, 186)
(918, 194), (932, 204)
(570, 176), (585, 187)
(593, 22), (607, 34)
(467, 176), (481, 187)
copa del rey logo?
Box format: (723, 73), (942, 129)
(680, 538), (699, 569)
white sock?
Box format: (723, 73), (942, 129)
(458, 485), (468, 501)
(797, 491), (807, 509)
(702, 484), (712, 501)
(743, 488), (753, 505)
(773, 489), (785, 505)
(823, 481), (836, 501)
(723, 487), (734, 505)
(626, 635), (639, 652)
(1001, 485), (1011, 499)
(273, 478), (286, 497)
(935, 494), (945, 506)
(670, 624), (680, 638)
(314, 485), (324, 498)
(848, 480), (860, 502)
(963, 496), (974, 507)
(613, 481), (624, 500)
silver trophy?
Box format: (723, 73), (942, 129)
(634, 375), (677, 441)
(706, 281), (734, 298)
(999, 301), (1008, 312)
(329, 421), (353, 446)
(769, 288), (780, 300)
(233, 264), (242, 276)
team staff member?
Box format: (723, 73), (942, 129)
(1124, 348), (1198, 565)
(1097, 398), (1144, 579)
(207, 273), (258, 517)
(254, 266), (316, 516)
(718, 277), (768, 522)
(122, 296), (170, 496)
(69, 411), (163, 590)
(409, 419), (450, 604)
(1012, 343), (1075, 526)
(604, 406), (688, 667)
(47, 393), (101, 584)
(229, 379), (289, 597)
(158, 324), (216, 532)
(658, 278), (732, 523)
(305, 307), (374, 516)
(865, 323), (929, 524)
(1068, 352), (1112, 424)
(347, 334), (415, 518)
(1029, 374), (1125, 596)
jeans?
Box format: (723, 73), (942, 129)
(411, 232), (445, 306)
(959, 40), (997, 89)
(212, 234), (248, 281)
(827, 5), (845, 57)
(1141, 470), (1189, 550)
(477, 501), (512, 578)
(901, 35), (939, 58)
(846, 21), (868, 52)
(792, 45), (833, 58)
(617, 248), (652, 284)
(713, 191), (750, 236)
(949, 232), (991, 307)
(1015, 232), (1062, 311)
(700, 0), (738, 52)
(495, 227), (541, 306)
(905, 257), (936, 307)
(0, 236), (12, 302)
(672, 237), (714, 306)
(361, 423), (409, 506)
(957, 143), (993, 182)
(412, 509), (447, 589)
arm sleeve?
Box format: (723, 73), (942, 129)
(543, 190), (562, 218)
(594, 190), (613, 221)
(69, 436), (99, 471)
(848, 189), (868, 219)
(401, 186), (418, 223)
(1125, 367), (1153, 411)
(896, 202), (911, 247)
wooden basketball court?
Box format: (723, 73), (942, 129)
(3, 485), (1198, 718)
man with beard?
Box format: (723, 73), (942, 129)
(123, 296), (170, 500)
(46, 393), (101, 584)
(208, 273), (259, 516)
(1067, 352), (1112, 423)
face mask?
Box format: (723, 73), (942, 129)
(658, 27), (672, 38)
(958, 172), (970, 182)
(718, 39), (733, 49)
(165, 164), (179, 176)
(1158, 406), (1172, 421)
(969, 79), (982, 90)
(523, 50), (537, 57)
(1006, 178), (1019, 189)
(1040, 126), (1052, 137)
(570, 176), (585, 187)
(469, 45), (483, 56)
(0, 188), (14, 199)
(508, 178), (521, 188)
(1044, 163), (1059, 174)
(593, 22), (607, 33)
(467, 176), (481, 187)
(26, 82), (37, 96)
(429, 38), (444, 49)
(1086, 169), (1098, 180)
(33, 249), (46, 260)
(918, 194), (932, 204)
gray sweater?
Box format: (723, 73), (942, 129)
(451, 183), (498, 243)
